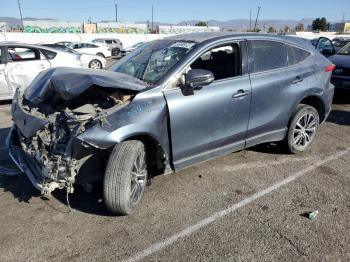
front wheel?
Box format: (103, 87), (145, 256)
(285, 104), (319, 154)
(88, 59), (102, 69)
(103, 140), (148, 215)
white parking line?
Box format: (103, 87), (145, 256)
(124, 148), (350, 262)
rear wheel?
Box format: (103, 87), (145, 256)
(96, 52), (105, 57)
(285, 104), (319, 154)
(88, 59), (102, 69)
(103, 140), (148, 215)
(112, 48), (120, 56)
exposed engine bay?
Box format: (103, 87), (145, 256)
(8, 67), (147, 196)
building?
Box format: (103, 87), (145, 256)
(335, 22), (350, 33)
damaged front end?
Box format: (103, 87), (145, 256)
(7, 67), (146, 196)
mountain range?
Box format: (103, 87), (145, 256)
(0, 16), (345, 31)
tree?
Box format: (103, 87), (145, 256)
(295, 23), (304, 32)
(284, 26), (291, 33)
(267, 26), (276, 33)
(312, 17), (328, 31)
(195, 21), (208, 27)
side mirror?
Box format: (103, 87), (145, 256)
(185, 69), (214, 89)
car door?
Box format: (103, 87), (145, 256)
(0, 46), (13, 99)
(245, 40), (312, 147)
(163, 41), (251, 170)
(5, 46), (51, 91)
(315, 37), (335, 57)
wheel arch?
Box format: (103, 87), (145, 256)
(119, 132), (169, 173)
(298, 95), (326, 122)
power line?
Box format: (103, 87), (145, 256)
(115, 3), (118, 22)
(249, 9), (252, 30)
(151, 5), (154, 32)
(254, 6), (261, 31)
(17, 0), (24, 29)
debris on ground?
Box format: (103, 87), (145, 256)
(301, 210), (319, 220)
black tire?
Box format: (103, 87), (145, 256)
(96, 52), (105, 57)
(112, 48), (120, 56)
(103, 140), (148, 215)
(88, 59), (102, 69)
(285, 104), (319, 154)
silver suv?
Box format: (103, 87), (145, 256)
(92, 38), (123, 56)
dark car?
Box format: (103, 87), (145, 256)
(7, 33), (335, 215)
(332, 37), (350, 53)
(328, 42), (350, 89)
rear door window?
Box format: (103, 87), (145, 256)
(250, 40), (287, 73)
(287, 45), (310, 66)
(7, 47), (41, 62)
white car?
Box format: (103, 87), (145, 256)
(0, 43), (82, 101)
(92, 38), (123, 56)
(69, 42), (111, 58)
(42, 44), (107, 69)
(120, 42), (146, 57)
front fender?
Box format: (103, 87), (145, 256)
(77, 88), (170, 161)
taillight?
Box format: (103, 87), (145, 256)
(324, 64), (336, 72)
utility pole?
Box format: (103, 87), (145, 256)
(115, 3), (118, 22)
(151, 5), (154, 32)
(249, 9), (252, 31)
(17, 0), (24, 30)
(254, 6), (261, 31)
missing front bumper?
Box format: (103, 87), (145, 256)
(6, 126), (65, 196)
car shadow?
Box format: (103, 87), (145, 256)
(247, 142), (289, 155)
(332, 89), (350, 105)
(0, 99), (12, 106)
(0, 126), (113, 216)
(326, 110), (350, 126)
(1, 170), (114, 216)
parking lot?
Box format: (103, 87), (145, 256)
(0, 87), (349, 261)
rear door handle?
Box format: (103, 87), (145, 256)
(232, 89), (250, 99)
(292, 76), (303, 84)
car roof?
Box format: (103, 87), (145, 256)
(164, 32), (314, 50)
(0, 42), (63, 52)
(93, 38), (119, 40)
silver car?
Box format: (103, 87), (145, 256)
(7, 33), (335, 215)
(0, 43), (82, 100)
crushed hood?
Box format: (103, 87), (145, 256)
(24, 67), (148, 103)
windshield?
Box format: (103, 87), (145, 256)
(109, 40), (196, 84)
(337, 43), (350, 55)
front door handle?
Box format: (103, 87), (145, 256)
(292, 76), (303, 84)
(232, 89), (250, 98)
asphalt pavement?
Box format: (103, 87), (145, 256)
(0, 90), (349, 262)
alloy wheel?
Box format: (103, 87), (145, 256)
(130, 150), (147, 204)
(89, 60), (101, 69)
(293, 113), (317, 149)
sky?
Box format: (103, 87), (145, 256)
(0, 0), (348, 23)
